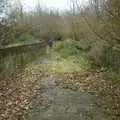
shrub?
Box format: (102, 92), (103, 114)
(53, 39), (91, 58)
(50, 39), (91, 74)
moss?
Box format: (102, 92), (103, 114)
(15, 34), (38, 45)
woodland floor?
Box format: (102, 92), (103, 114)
(0, 47), (120, 120)
(25, 74), (109, 120)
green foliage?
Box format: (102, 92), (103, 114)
(51, 55), (90, 74)
(75, 43), (91, 51)
(34, 40), (90, 74)
(50, 39), (90, 74)
(53, 41), (65, 52)
(15, 34), (38, 45)
(53, 39), (91, 58)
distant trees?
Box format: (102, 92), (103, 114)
(7, 1), (64, 41)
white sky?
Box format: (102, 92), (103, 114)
(21, 0), (70, 11)
(21, 0), (88, 11)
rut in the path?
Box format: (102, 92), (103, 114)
(25, 75), (110, 120)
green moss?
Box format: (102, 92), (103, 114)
(15, 34), (38, 45)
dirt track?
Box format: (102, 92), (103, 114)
(25, 75), (109, 120)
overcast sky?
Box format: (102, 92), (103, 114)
(21, 0), (69, 11)
(21, 0), (88, 11)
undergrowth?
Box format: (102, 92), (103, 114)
(0, 48), (45, 81)
(48, 39), (91, 74)
(15, 34), (39, 45)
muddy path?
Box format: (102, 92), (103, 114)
(25, 74), (110, 120)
